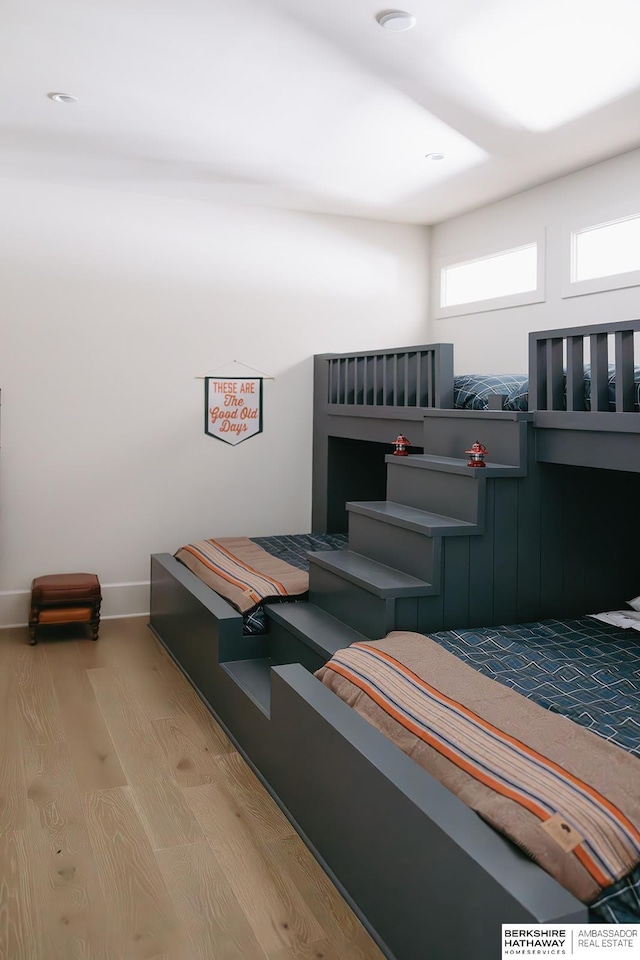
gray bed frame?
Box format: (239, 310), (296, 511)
(149, 318), (640, 960)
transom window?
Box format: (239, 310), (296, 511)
(571, 214), (640, 283)
(436, 240), (543, 317)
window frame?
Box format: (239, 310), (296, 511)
(562, 210), (640, 299)
(433, 231), (546, 319)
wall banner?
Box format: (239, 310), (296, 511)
(204, 377), (263, 446)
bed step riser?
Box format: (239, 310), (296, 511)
(420, 412), (529, 466)
(265, 602), (369, 664)
(386, 463), (481, 522)
(347, 513), (440, 583)
(309, 566), (419, 638)
(267, 623), (328, 673)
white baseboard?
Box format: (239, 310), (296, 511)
(0, 581), (150, 629)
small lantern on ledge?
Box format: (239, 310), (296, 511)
(465, 440), (488, 468)
(392, 434), (411, 456)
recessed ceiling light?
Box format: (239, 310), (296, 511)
(47, 92), (79, 104)
(425, 153), (446, 161)
(376, 11), (417, 31)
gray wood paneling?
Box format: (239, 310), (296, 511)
(514, 442), (542, 622)
(441, 536), (470, 629)
(467, 480), (495, 627)
(492, 478), (519, 625)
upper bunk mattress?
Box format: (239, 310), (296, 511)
(453, 368), (640, 411)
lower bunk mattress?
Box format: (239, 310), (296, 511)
(316, 618), (640, 924)
(174, 532), (347, 634)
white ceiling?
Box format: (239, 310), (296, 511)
(3, 0), (640, 224)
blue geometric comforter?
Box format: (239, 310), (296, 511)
(428, 618), (640, 757)
(426, 618), (640, 922)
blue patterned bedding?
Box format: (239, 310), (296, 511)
(428, 617), (640, 921)
(429, 617), (640, 757)
(453, 368), (640, 412)
(243, 533), (348, 634)
(454, 373), (529, 411)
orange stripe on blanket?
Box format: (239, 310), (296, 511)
(205, 539), (288, 597)
(324, 650), (630, 891)
(356, 643), (640, 849)
(179, 544), (264, 604)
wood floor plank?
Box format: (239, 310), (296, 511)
(44, 642), (127, 793)
(82, 786), (187, 960)
(268, 939), (345, 960)
(0, 830), (40, 960)
(23, 742), (116, 960)
(209, 751), (296, 845)
(186, 782), (324, 956)
(267, 835), (387, 960)
(81, 619), (232, 748)
(0, 637), (28, 832)
(156, 841), (268, 960)
(76, 619), (188, 721)
(156, 715), (231, 789)
(15, 644), (65, 746)
(155, 670), (233, 755)
(88, 666), (203, 849)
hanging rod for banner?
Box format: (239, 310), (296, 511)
(194, 359), (275, 380)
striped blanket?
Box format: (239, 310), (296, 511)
(316, 631), (640, 909)
(174, 537), (308, 614)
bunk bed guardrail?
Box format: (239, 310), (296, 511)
(319, 343), (455, 410)
(529, 317), (640, 427)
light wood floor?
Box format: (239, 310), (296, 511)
(0, 617), (386, 960)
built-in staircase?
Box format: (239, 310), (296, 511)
(240, 442), (531, 715)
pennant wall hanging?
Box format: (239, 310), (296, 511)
(204, 376), (263, 445)
(198, 361), (272, 446)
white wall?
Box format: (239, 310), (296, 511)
(0, 180), (430, 625)
(429, 149), (640, 372)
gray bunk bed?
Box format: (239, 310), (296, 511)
(149, 318), (640, 960)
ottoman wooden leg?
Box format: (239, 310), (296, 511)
(90, 598), (101, 640)
(29, 623), (37, 645)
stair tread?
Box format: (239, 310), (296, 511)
(309, 549), (433, 598)
(221, 657), (273, 716)
(348, 500), (476, 533)
(266, 602), (368, 658)
(386, 454), (523, 477)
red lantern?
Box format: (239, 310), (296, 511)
(465, 440), (488, 468)
(392, 434), (411, 456)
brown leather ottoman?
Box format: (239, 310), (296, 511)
(29, 573), (101, 645)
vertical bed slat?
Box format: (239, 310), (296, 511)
(433, 344), (454, 408)
(402, 353), (409, 407)
(425, 351), (433, 407)
(382, 354), (389, 406)
(546, 338), (564, 410)
(530, 336), (547, 410)
(565, 336), (585, 411)
(590, 332), (609, 411)
(404, 353), (418, 407)
(392, 354), (398, 406)
(614, 330), (635, 411)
